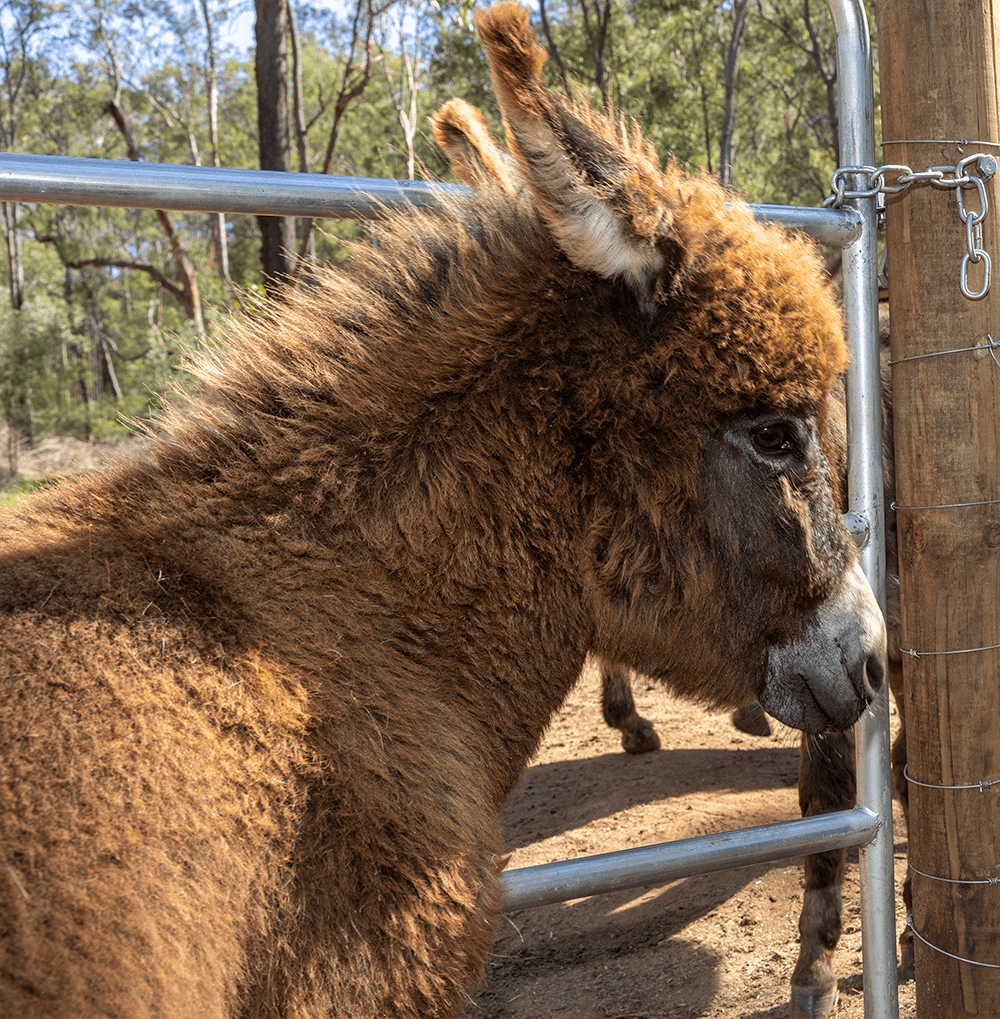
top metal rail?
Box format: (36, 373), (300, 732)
(1, 152), (862, 249)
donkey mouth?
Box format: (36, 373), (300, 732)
(759, 560), (886, 734)
(759, 645), (882, 734)
(759, 628), (886, 734)
(760, 677), (864, 734)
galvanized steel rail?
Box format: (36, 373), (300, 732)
(2, 152), (862, 249)
(0, 1), (896, 1012)
(501, 807), (881, 912)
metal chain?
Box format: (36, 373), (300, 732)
(956, 159), (992, 299)
(823, 153), (998, 301)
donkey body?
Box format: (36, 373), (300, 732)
(0, 7), (884, 1018)
(600, 319), (908, 1019)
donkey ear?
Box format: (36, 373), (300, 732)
(431, 98), (522, 196)
(475, 2), (678, 292)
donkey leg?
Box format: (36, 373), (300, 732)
(886, 654), (913, 981)
(731, 703), (773, 736)
(600, 666), (661, 754)
(789, 728), (856, 1019)
(891, 722), (913, 981)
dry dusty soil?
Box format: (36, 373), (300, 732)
(466, 663), (916, 1019)
(7, 432), (915, 1019)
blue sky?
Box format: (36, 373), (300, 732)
(218, 5), (257, 56)
(0, 2), (351, 71)
(218, 1), (348, 58)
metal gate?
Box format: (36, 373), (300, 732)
(1, 1), (897, 1014)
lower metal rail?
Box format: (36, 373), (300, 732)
(501, 806), (880, 911)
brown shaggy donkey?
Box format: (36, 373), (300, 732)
(0, 6), (884, 1018)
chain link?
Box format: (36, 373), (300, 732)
(955, 156), (993, 299)
(823, 153), (997, 301)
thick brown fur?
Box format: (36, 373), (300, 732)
(1, 6), (879, 1018)
(599, 313), (909, 1017)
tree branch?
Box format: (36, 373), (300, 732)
(57, 257), (186, 302)
(537, 0), (572, 94)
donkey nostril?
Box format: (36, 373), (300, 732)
(864, 652), (885, 699)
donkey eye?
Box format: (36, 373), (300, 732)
(751, 422), (797, 456)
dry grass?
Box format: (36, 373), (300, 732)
(1, 423), (138, 506)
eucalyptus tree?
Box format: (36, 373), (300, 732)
(254, 0), (296, 293)
(1, 1), (67, 312)
(6, 0), (235, 425)
(288, 0), (385, 277)
(199, 0), (235, 288)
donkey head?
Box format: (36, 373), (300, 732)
(432, 3), (884, 733)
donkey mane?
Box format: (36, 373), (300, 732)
(131, 150), (844, 539)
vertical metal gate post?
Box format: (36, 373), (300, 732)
(826, 2), (899, 1017)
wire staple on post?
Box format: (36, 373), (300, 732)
(908, 862), (1000, 885)
(901, 642), (1000, 658)
(881, 138), (1000, 149)
(888, 333), (1000, 371)
(892, 495), (1000, 507)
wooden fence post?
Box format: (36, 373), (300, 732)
(874, 1), (1000, 1015)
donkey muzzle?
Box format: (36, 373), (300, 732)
(759, 561), (886, 733)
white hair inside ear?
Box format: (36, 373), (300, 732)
(549, 196), (666, 291)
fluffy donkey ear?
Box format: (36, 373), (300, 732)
(475, 2), (678, 292)
(431, 98), (522, 196)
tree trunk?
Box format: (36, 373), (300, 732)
(3, 413), (18, 480)
(97, 336), (123, 402)
(876, 1), (1000, 1015)
(2, 201), (26, 311)
(537, 0), (572, 95)
(155, 209), (206, 334)
(719, 0), (748, 190)
(288, 0), (317, 273)
(199, 0), (233, 289)
(103, 98), (206, 333)
(296, 0), (376, 279)
(379, 18), (420, 182)
(255, 0), (296, 296)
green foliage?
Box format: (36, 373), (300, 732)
(4, 0), (878, 453)
(0, 295), (72, 427)
(0, 475), (56, 508)
(33, 392), (158, 442)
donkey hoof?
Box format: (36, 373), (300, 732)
(621, 720), (661, 754)
(731, 703), (772, 737)
(790, 984), (839, 1019)
(899, 938), (915, 983)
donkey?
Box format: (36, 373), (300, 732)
(0, 6), (884, 1018)
(597, 316), (909, 1019)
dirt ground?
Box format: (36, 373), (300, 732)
(7, 430), (915, 1019)
(468, 662), (916, 1019)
